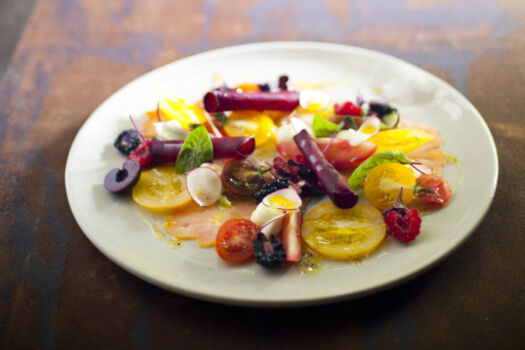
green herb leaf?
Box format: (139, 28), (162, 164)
(218, 195), (232, 208)
(347, 151), (413, 189)
(175, 126), (213, 174)
(339, 116), (357, 131)
(213, 112), (228, 128)
(312, 114), (339, 137)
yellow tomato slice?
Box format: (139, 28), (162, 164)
(159, 96), (206, 130)
(223, 111), (275, 147)
(368, 129), (434, 154)
(302, 202), (386, 261)
(132, 166), (191, 212)
(363, 162), (416, 210)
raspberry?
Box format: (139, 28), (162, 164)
(334, 101), (362, 116)
(384, 208), (421, 242)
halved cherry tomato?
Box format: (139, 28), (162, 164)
(215, 219), (259, 263)
(276, 138), (377, 169)
(416, 174), (452, 206)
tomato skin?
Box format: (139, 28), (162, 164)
(276, 138), (377, 169)
(215, 219), (259, 263)
(417, 175), (452, 206)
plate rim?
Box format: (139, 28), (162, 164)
(65, 41), (499, 307)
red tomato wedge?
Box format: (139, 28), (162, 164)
(215, 219), (259, 263)
(416, 174), (452, 206)
(276, 138), (377, 169)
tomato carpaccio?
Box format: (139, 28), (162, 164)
(276, 138), (377, 169)
(417, 174), (452, 206)
(215, 219), (259, 263)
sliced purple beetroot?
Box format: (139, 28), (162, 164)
(203, 90), (299, 113)
(104, 159), (141, 193)
(128, 137), (255, 168)
(293, 130), (358, 209)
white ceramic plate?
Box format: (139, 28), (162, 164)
(65, 42), (498, 307)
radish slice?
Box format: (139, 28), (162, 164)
(186, 166), (222, 206)
(153, 120), (190, 140)
(281, 211), (302, 262)
(260, 213), (287, 237)
(290, 117), (313, 137)
(299, 90), (330, 111)
(251, 203), (284, 226)
(262, 188), (302, 210)
(347, 116), (381, 146)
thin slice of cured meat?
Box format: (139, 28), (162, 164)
(164, 200), (257, 247)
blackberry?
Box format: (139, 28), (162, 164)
(258, 83), (270, 92)
(253, 233), (286, 268)
(278, 75), (289, 91)
(253, 178), (289, 203)
(114, 130), (141, 155)
(368, 102), (395, 117)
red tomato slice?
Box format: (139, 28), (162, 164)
(215, 219), (259, 263)
(417, 175), (452, 206)
(276, 138), (377, 169)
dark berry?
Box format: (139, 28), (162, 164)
(253, 178), (289, 203)
(253, 233), (286, 268)
(278, 75), (289, 91)
(258, 83), (270, 92)
(368, 101), (395, 117)
(114, 130), (141, 155)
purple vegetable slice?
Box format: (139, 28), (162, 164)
(203, 90), (299, 113)
(128, 137), (255, 168)
(293, 130), (358, 209)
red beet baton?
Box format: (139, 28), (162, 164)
(293, 130), (358, 209)
(129, 137), (255, 168)
(204, 90), (299, 113)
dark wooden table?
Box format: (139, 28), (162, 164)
(1, 1), (524, 349)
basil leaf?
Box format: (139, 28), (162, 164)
(175, 126), (213, 174)
(347, 151), (413, 189)
(312, 114), (339, 137)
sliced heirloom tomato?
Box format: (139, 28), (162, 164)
(302, 202), (386, 261)
(276, 138), (377, 169)
(416, 174), (452, 206)
(215, 219), (259, 263)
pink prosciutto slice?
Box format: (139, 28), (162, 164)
(164, 200), (257, 247)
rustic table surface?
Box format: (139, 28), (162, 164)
(1, 0), (524, 349)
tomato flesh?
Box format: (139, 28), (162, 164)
(215, 219), (259, 263)
(276, 138), (377, 169)
(417, 175), (452, 206)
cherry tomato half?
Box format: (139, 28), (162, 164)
(215, 219), (259, 263)
(417, 174), (452, 206)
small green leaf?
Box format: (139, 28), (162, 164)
(348, 151), (413, 189)
(312, 114), (339, 137)
(218, 195), (232, 208)
(213, 113), (228, 128)
(175, 126), (213, 174)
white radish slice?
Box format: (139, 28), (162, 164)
(153, 120), (190, 140)
(289, 117), (315, 138)
(251, 203), (284, 226)
(347, 116), (381, 146)
(260, 213), (287, 238)
(262, 188), (302, 210)
(299, 90), (330, 111)
(186, 166), (222, 206)
(276, 124), (296, 144)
